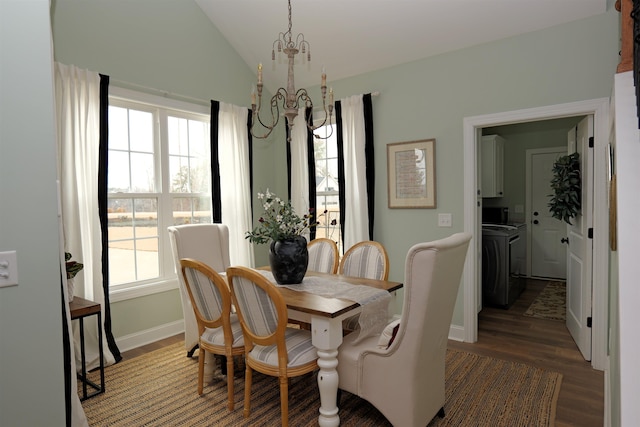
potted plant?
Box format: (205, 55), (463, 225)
(65, 252), (84, 302)
(548, 152), (581, 225)
(246, 189), (319, 284)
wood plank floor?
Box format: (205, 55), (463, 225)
(448, 278), (604, 427)
(122, 278), (604, 426)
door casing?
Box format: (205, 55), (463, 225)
(462, 98), (609, 371)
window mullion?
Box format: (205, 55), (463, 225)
(157, 109), (174, 277)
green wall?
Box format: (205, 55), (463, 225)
(327, 10), (619, 325)
(52, 1), (619, 334)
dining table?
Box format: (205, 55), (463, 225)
(261, 269), (403, 427)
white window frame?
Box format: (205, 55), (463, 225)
(108, 87), (210, 302)
(313, 122), (342, 251)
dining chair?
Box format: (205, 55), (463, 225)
(336, 232), (472, 426)
(168, 224), (231, 356)
(339, 240), (390, 331)
(307, 237), (339, 274)
(226, 266), (318, 427)
(339, 240), (389, 281)
(179, 258), (244, 410)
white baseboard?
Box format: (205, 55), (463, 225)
(448, 324), (466, 342)
(115, 320), (184, 353)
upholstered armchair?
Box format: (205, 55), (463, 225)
(168, 224), (231, 355)
(336, 233), (472, 426)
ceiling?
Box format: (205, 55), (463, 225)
(196, 0), (607, 93)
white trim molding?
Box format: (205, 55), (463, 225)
(463, 98), (610, 373)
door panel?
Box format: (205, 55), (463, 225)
(566, 116), (593, 361)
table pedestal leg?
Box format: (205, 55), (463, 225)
(317, 348), (340, 427)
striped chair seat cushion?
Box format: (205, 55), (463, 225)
(201, 314), (244, 347)
(248, 328), (317, 368)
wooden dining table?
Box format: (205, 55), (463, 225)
(270, 270), (403, 427)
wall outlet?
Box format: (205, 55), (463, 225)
(438, 213), (453, 227)
(0, 251), (18, 288)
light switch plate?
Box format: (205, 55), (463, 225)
(0, 251), (18, 288)
(438, 213), (453, 227)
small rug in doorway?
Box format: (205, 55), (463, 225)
(80, 341), (562, 426)
(524, 281), (566, 321)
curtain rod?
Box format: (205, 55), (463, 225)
(109, 79), (210, 107)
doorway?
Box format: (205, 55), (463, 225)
(461, 98), (609, 371)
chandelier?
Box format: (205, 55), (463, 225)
(250, 0), (334, 142)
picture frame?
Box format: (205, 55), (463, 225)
(387, 138), (436, 208)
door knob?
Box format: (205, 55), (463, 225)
(533, 220), (539, 225)
(561, 237), (569, 244)
(533, 211), (539, 216)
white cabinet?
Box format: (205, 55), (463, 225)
(481, 134), (505, 198)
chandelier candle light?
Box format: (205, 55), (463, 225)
(250, 0), (334, 142)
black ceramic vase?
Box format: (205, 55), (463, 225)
(269, 236), (309, 285)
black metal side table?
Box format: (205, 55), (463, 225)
(69, 297), (105, 401)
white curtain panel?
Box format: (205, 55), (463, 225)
(218, 102), (255, 267)
(54, 62), (108, 426)
(339, 94), (369, 250)
(290, 107), (310, 237)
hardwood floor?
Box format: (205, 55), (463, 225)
(122, 279), (604, 426)
(448, 278), (604, 427)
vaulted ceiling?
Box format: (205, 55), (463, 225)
(196, 0), (607, 93)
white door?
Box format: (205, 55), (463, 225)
(527, 147), (568, 279)
(566, 116), (593, 361)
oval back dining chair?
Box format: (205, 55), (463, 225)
(336, 233), (472, 426)
(307, 237), (339, 274)
(179, 258), (244, 411)
(339, 240), (389, 281)
(339, 240), (390, 331)
(226, 266), (318, 427)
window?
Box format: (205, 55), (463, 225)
(107, 88), (210, 299)
(313, 124), (342, 251)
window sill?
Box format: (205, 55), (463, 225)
(109, 278), (179, 303)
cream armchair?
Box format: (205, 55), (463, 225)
(168, 224), (231, 355)
(336, 232), (472, 426)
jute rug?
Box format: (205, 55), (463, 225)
(524, 281), (566, 321)
(81, 342), (562, 426)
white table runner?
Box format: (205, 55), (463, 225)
(258, 271), (391, 343)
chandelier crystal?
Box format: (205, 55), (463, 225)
(250, 0), (334, 142)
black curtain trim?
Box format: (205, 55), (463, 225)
(305, 108), (317, 240)
(61, 270), (72, 427)
(363, 93), (375, 240)
(98, 73), (121, 363)
(247, 110), (254, 216)
(210, 101), (222, 223)
(335, 100), (346, 252)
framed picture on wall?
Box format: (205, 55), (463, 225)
(387, 138), (436, 208)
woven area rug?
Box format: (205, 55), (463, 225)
(524, 281), (566, 321)
(81, 342), (562, 426)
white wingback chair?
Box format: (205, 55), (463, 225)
(336, 232), (472, 426)
(168, 224), (231, 355)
